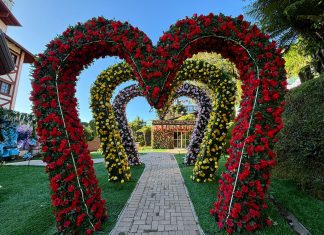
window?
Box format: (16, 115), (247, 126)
(174, 131), (192, 148)
(11, 52), (18, 65)
(0, 81), (11, 94)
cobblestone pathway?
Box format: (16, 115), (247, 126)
(110, 152), (202, 235)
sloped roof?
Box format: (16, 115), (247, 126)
(5, 33), (34, 63)
(0, 0), (21, 26)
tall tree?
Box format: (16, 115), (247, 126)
(245, 0), (324, 75)
(245, 0), (323, 47)
(89, 119), (97, 136)
(129, 116), (145, 134)
(283, 41), (311, 78)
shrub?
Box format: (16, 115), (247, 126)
(224, 122), (235, 151)
(83, 126), (94, 142)
(274, 74), (324, 199)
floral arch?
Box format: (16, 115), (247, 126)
(92, 60), (236, 175)
(112, 83), (212, 165)
(31, 14), (286, 234)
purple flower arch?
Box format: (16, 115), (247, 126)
(112, 85), (143, 165)
(112, 83), (212, 164)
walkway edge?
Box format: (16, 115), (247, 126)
(109, 162), (147, 235)
(171, 154), (205, 235)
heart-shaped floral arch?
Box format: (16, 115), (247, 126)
(165, 60), (237, 181)
(112, 83), (212, 164)
(31, 14), (286, 234)
(91, 60), (236, 179)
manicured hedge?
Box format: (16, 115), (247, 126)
(275, 74), (324, 199)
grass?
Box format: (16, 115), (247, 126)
(175, 154), (295, 235)
(138, 146), (172, 154)
(139, 146), (186, 154)
(270, 179), (324, 235)
(0, 154), (144, 235)
(90, 151), (104, 159)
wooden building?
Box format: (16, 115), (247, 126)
(152, 98), (198, 149)
(152, 120), (195, 149)
(0, 0), (34, 110)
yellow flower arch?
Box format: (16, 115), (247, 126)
(90, 60), (236, 182)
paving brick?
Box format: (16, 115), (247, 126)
(110, 153), (202, 234)
(157, 224), (164, 231)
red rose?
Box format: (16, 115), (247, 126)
(76, 213), (86, 226)
(64, 220), (71, 228)
(68, 185), (75, 192)
(242, 185), (248, 193)
(248, 191), (257, 198)
(226, 219), (234, 227)
(266, 218), (272, 226)
(42, 146), (49, 152)
(151, 87), (160, 99)
(234, 190), (243, 198)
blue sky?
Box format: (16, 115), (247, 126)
(8, 0), (248, 122)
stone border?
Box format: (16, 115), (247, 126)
(269, 195), (312, 235)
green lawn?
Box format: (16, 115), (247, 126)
(90, 151), (104, 159)
(175, 154), (310, 235)
(270, 179), (324, 235)
(138, 146), (188, 156)
(0, 155), (144, 235)
(138, 146), (172, 154)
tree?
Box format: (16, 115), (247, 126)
(89, 119), (97, 136)
(245, 0), (323, 47)
(137, 126), (152, 146)
(245, 0), (324, 76)
(175, 103), (187, 115)
(164, 101), (188, 119)
(81, 122), (89, 127)
(283, 41), (311, 78)
(129, 116), (145, 134)
(191, 52), (238, 77)
(81, 123), (95, 142)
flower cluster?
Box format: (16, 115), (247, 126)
(191, 78), (236, 182)
(158, 82), (213, 165)
(170, 83), (212, 165)
(93, 60), (223, 170)
(112, 84), (143, 165)
(159, 15), (287, 230)
(90, 63), (135, 181)
(17, 125), (37, 151)
(171, 60), (235, 169)
(31, 13), (286, 234)
(159, 16), (286, 232)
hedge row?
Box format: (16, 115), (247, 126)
(274, 74), (324, 199)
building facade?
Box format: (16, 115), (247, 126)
(0, 0), (34, 110)
(152, 120), (195, 149)
(152, 98), (198, 149)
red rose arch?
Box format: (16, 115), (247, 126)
(31, 14), (286, 234)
